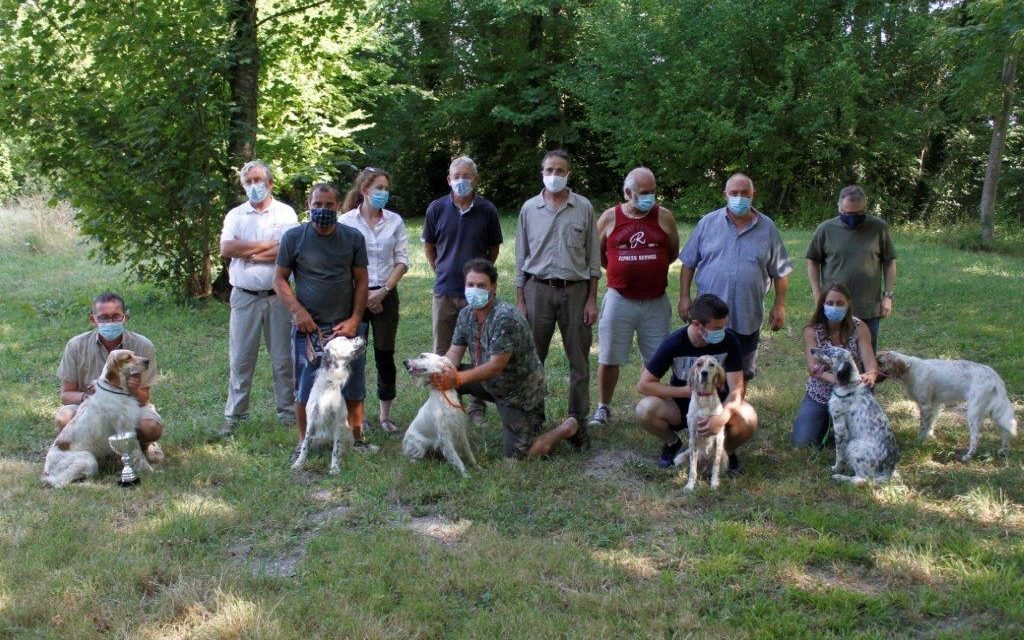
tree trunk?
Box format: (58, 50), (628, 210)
(979, 49), (1017, 250)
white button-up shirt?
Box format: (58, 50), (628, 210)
(220, 198), (298, 291)
(339, 208), (410, 288)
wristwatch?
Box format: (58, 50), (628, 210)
(882, 291), (894, 299)
(382, 284), (391, 294)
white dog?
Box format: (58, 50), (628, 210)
(877, 350), (1018, 461)
(674, 355), (728, 492)
(42, 349), (152, 488)
(292, 335), (365, 475)
(402, 353), (476, 476)
(813, 346), (899, 485)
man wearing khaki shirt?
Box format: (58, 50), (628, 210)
(515, 149), (600, 447)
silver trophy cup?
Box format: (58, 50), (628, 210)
(108, 432), (141, 487)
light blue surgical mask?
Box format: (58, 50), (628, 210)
(369, 190), (390, 209)
(727, 195), (752, 216)
(451, 179), (473, 198)
(97, 322), (125, 341)
(823, 305), (848, 323)
(464, 286), (491, 310)
(702, 326), (726, 344)
(245, 182), (269, 204)
(635, 193), (656, 212)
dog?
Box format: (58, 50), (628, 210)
(402, 352), (476, 476)
(42, 349), (152, 488)
(877, 350), (1018, 461)
(291, 335), (365, 475)
(673, 355), (728, 492)
(812, 346), (899, 485)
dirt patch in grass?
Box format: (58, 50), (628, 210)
(407, 515), (472, 546)
(784, 562), (890, 596)
(585, 450), (647, 482)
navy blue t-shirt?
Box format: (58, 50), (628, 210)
(645, 326), (744, 388)
(422, 195), (503, 295)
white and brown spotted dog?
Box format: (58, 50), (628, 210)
(292, 335), (365, 475)
(673, 355), (728, 492)
(813, 346), (899, 485)
(877, 350), (1018, 461)
(42, 349), (151, 488)
(402, 352), (476, 476)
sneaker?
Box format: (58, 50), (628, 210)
(353, 439), (380, 453)
(144, 442), (165, 464)
(727, 451), (741, 477)
(567, 420), (591, 451)
(658, 438), (683, 469)
(467, 398), (486, 425)
(588, 404), (611, 427)
(379, 419), (401, 434)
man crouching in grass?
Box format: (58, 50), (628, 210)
(635, 294), (758, 473)
(431, 258), (590, 457)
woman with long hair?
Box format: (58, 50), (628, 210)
(792, 282), (879, 448)
(339, 167), (409, 433)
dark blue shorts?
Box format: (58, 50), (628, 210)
(293, 323), (367, 404)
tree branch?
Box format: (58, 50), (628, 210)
(256, 0), (334, 28)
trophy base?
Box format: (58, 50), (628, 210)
(118, 476), (140, 487)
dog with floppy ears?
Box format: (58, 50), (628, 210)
(812, 345), (899, 484)
(877, 350), (1017, 460)
(402, 352), (476, 476)
(42, 349), (152, 488)
(674, 355), (729, 491)
(291, 335), (365, 475)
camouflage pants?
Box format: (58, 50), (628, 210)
(457, 375), (544, 458)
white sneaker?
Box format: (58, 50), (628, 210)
(588, 405), (611, 427)
(144, 442), (165, 464)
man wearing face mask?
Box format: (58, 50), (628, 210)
(431, 259), (588, 457)
(55, 291), (165, 463)
(514, 149), (601, 442)
(218, 160), (299, 438)
(589, 167), (679, 428)
(678, 173), (792, 381)
(422, 156), (503, 358)
(635, 294), (759, 470)
(805, 185), (897, 351)
(274, 183), (370, 451)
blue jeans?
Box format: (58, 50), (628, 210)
(791, 392), (831, 448)
(293, 323), (367, 404)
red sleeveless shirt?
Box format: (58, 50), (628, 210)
(605, 204), (672, 299)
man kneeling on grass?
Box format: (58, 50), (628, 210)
(431, 258), (590, 457)
(635, 293), (758, 472)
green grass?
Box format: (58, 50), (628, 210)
(1, 206), (1022, 638)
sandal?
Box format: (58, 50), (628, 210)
(379, 418), (400, 433)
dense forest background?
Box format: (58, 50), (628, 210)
(0, 0), (1020, 296)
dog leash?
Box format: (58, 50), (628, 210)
(440, 389), (466, 413)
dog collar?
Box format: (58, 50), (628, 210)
(694, 391), (717, 397)
(95, 380), (132, 396)
(831, 387), (856, 398)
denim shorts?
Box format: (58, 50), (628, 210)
(293, 322), (367, 404)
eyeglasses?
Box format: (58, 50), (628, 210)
(95, 314), (126, 323)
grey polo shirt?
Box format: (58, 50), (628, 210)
(57, 329), (159, 389)
(514, 190), (601, 287)
(679, 207), (793, 335)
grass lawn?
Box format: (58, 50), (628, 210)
(1, 201), (1022, 638)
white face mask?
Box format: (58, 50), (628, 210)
(543, 174), (568, 193)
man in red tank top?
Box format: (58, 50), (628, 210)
(588, 167), (680, 428)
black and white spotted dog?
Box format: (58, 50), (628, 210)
(812, 346), (899, 485)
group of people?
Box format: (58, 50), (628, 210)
(52, 151), (898, 474)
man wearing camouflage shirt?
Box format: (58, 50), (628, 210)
(432, 259), (589, 457)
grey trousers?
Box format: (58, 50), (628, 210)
(224, 287), (295, 422)
(524, 278), (592, 421)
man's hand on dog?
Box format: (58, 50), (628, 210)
(696, 414), (727, 437)
(429, 369), (462, 391)
(332, 317), (361, 339)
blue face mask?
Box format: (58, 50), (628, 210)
(97, 322), (125, 341)
(823, 305), (848, 323)
(702, 326), (726, 344)
(451, 179), (473, 198)
(464, 286), (491, 310)
(309, 208), (337, 228)
(839, 212), (865, 228)
(635, 194), (656, 212)
(369, 190), (390, 209)
(245, 182), (269, 204)
(727, 196), (752, 216)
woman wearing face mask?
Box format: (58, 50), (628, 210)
(792, 282), (879, 448)
(339, 167), (409, 434)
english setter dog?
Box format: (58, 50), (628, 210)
(42, 349), (152, 488)
(673, 355), (728, 492)
(402, 353), (476, 476)
(292, 335), (365, 475)
(877, 350), (1018, 461)
(812, 346), (899, 485)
